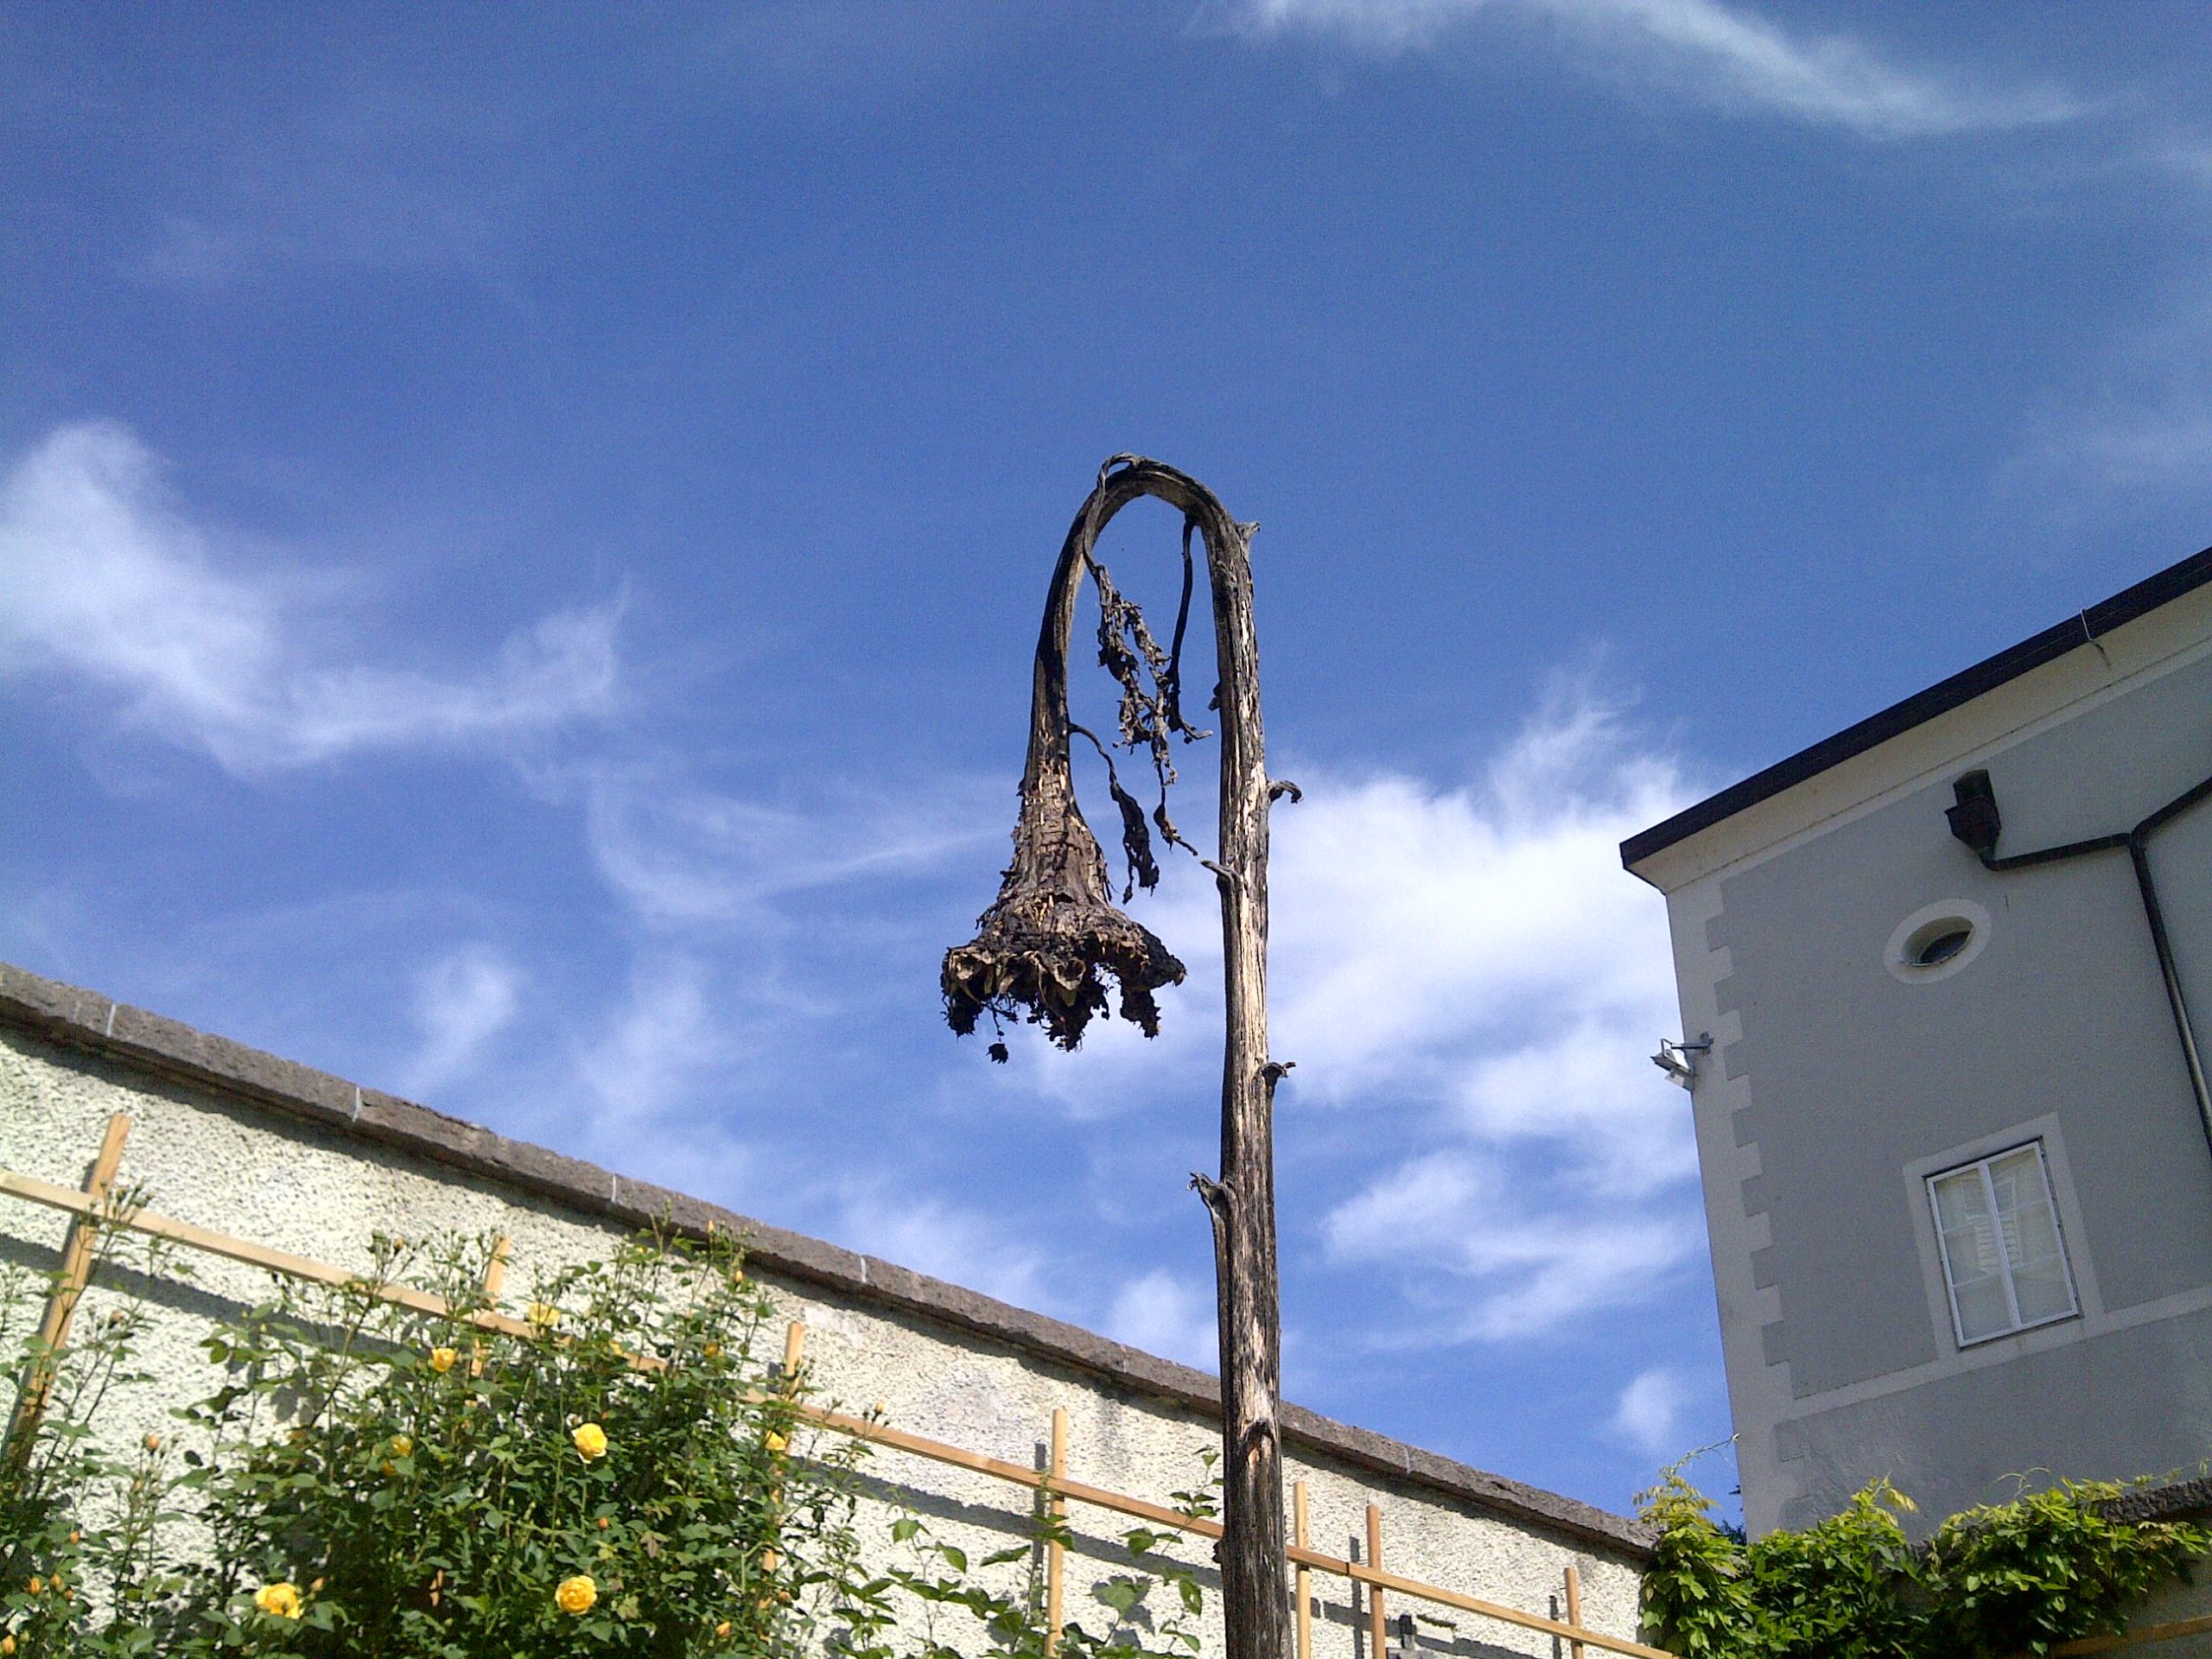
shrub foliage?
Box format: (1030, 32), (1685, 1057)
(1640, 1466), (2209, 1659)
(0, 1217), (1211, 1658)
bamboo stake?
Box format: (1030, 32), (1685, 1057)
(0, 1159), (1678, 1659)
(1284, 1544), (1675, 1659)
(1046, 1407), (1069, 1654)
(1565, 1564), (1586, 1659)
(0, 1166), (552, 1340)
(1293, 1482), (1313, 1659)
(480, 1234), (512, 1303)
(2029, 1611), (2212, 1657)
(468, 1235), (511, 1375)
(6, 1115), (132, 1459)
(1367, 1504), (1387, 1659)
(766, 1321), (807, 1578)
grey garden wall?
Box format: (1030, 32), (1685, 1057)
(0, 962), (1651, 1659)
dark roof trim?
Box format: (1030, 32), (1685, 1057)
(0, 961), (1651, 1560)
(1621, 544), (2212, 872)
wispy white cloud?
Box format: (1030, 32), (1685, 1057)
(1207, 0), (2082, 139)
(1268, 692), (1685, 1110)
(0, 423), (620, 772)
(1611, 1364), (1692, 1458)
(491, 667), (1700, 1354)
(401, 942), (522, 1096)
(831, 1183), (1048, 1309)
(970, 683), (1704, 1341)
(1325, 1149), (1696, 1339)
(572, 951), (731, 1128)
(1283, 690), (1705, 1338)
(580, 766), (1002, 932)
(2003, 291), (2212, 512)
(1107, 1269), (1218, 1371)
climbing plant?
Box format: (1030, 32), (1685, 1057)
(1640, 1465), (2209, 1659)
(0, 1220), (1212, 1659)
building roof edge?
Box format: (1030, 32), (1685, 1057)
(1621, 544), (2212, 874)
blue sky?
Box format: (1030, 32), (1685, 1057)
(5, 1), (2212, 1522)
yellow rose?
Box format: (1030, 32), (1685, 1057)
(429, 1346), (458, 1374)
(572, 1422), (608, 1461)
(526, 1302), (561, 1330)
(764, 1430), (788, 1454)
(143, 1433), (162, 1452)
(390, 1434), (413, 1458)
(3, 1630), (16, 1653)
(702, 1341), (721, 1359)
(556, 1574), (597, 1615)
(715, 1619), (733, 1637)
(28, 1577), (43, 1595)
(254, 1582), (302, 1619)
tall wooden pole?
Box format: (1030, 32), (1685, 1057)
(1190, 477), (1293, 1659)
(941, 457), (1292, 1659)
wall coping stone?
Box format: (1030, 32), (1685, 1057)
(2102, 1474), (2212, 1528)
(0, 960), (1652, 1560)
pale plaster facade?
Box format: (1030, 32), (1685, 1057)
(1627, 549), (2212, 1536)
(0, 963), (1649, 1658)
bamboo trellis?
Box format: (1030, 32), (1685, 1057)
(0, 1116), (1671, 1659)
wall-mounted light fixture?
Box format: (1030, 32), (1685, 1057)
(1653, 1033), (1713, 1090)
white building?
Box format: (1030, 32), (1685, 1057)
(1625, 547), (2212, 1534)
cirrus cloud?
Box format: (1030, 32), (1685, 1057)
(1205, 0), (2083, 141)
(0, 422), (620, 772)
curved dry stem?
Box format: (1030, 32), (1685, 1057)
(942, 456), (1249, 1050)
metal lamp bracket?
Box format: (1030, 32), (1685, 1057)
(1653, 1033), (1713, 1090)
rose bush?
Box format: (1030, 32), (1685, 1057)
(1, 1220), (1213, 1659)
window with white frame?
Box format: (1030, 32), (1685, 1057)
(1926, 1142), (2078, 1346)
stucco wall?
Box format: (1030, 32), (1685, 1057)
(0, 965), (1650, 1658)
(1661, 619), (2212, 1532)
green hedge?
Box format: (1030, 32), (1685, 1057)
(1640, 1465), (2209, 1659)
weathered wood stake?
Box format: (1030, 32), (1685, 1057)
(1366, 1505), (1387, 1659)
(5, 1112), (131, 1464)
(1046, 1406), (1069, 1653)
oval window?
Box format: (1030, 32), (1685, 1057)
(1912, 924), (1974, 967)
(1885, 900), (1992, 984)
